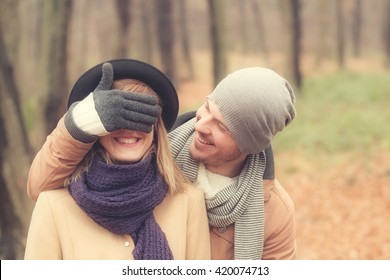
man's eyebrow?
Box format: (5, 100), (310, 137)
(204, 98), (210, 111)
(206, 98), (229, 129)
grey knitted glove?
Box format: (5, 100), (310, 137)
(65, 63), (162, 143)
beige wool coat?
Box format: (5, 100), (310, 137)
(27, 117), (296, 260)
(24, 184), (211, 260)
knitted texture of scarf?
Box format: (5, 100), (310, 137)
(69, 154), (173, 260)
(169, 118), (265, 259)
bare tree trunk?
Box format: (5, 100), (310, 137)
(352, 0), (362, 57)
(208, 0), (228, 87)
(290, 0), (302, 88)
(0, 21), (34, 260)
(384, 0), (390, 67)
(336, 0), (345, 69)
(237, 1), (249, 54)
(155, 0), (176, 82)
(0, 80), (34, 259)
(282, 0), (302, 89)
(71, 0), (88, 76)
(0, 31), (32, 155)
(252, 0), (269, 62)
(0, 152), (21, 260)
(178, 0), (195, 80)
(40, 0), (73, 134)
(115, 0), (132, 57)
(0, 98), (27, 259)
(139, 0), (154, 62)
(315, 0), (328, 67)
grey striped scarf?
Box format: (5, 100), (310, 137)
(169, 118), (265, 259)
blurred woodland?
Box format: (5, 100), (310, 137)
(0, 0), (390, 260)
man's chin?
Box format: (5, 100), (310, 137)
(189, 145), (207, 163)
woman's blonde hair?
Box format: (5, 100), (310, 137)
(64, 79), (188, 193)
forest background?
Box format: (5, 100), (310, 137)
(0, 0), (389, 260)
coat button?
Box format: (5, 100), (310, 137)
(124, 241), (130, 247)
(218, 227), (226, 233)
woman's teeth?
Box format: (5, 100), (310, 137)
(117, 137), (138, 144)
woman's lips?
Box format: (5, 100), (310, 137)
(115, 137), (139, 144)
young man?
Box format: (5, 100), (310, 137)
(27, 61), (297, 260)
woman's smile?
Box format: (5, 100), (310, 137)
(100, 130), (154, 163)
(115, 136), (141, 145)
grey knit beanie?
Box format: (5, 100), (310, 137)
(208, 67), (296, 155)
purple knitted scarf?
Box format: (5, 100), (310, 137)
(69, 153), (173, 260)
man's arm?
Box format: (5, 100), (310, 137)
(27, 117), (93, 200)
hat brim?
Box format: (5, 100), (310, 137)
(68, 59), (179, 131)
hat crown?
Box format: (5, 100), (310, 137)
(68, 59), (179, 131)
(209, 67), (296, 154)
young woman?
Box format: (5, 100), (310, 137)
(24, 59), (210, 260)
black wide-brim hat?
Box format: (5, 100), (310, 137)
(68, 58), (179, 131)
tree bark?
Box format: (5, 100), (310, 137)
(352, 0), (362, 58)
(237, 1), (249, 54)
(0, 30), (32, 155)
(115, 0), (132, 57)
(178, 0), (195, 80)
(252, 0), (269, 62)
(336, 0), (345, 69)
(0, 20), (34, 260)
(208, 0), (228, 87)
(155, 0), (176, 83)
(140, 0), (154, 62)
(384, 0), (390, 67)
(315, 0), (328, 67)
(282, 0), (302, 89)
(290, 0), (302, 88)
(40, 0), (73, 134)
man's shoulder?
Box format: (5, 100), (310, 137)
(263, 178), (295, 250)
(264, 179), (294, 211)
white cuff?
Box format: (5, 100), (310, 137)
(72, 93), (108, 136)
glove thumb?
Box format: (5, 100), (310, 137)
(94, 62), (114, 91)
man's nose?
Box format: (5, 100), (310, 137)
(195, 115), (212, 134)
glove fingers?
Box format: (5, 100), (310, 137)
(120, 110), (159, 125)
(101, 91), (161, 114)
(118, 91), (159, 105)
(95, 92), (161, 117)
(116, 119), (154, 133)
(95, 63), (114, 91)
(122, 102), (162, 117)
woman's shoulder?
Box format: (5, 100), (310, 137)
(182, 183), (204, 197)
(36, 188), (74, 207)
(156, 184), (205, 216)
(168, 183), (204, 204)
